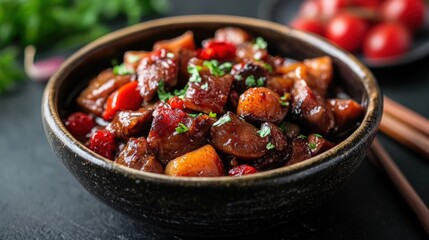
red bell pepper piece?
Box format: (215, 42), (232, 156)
(102, 81), (142, 120)
(198, 41), (236, 61)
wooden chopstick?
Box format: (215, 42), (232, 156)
(383, 96), (429, 137)
(369, 138), (429, 235)
(379, 96), (429, 160)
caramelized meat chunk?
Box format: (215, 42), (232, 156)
(237, 87), (288, 124)
(124, 51), (149, 70)
(183, 69), (233, 114)
(280, 121), (301, 139)
(286, 137), (311, 166)
(77, 69), (132, 116)
(304, 56), (333, 98)
(291, 79), (335, 136)
(230, 62), (269, 92)
(214, 27), (251, 45)
(327, 99), (364, 133)
(210, 112), (268, 159)
(252, 123), (289, 170)
(106, 105), (155, 139)
(137, 49), (178, 102)
(147, 104), (215, 165)
(165, 145), (224, 177)
(236, 42), (269, 62)
(115, 137), (164, 174)
(153, 31), (195, 54)
(266, 76), (294, 96)
(308, 134), (335, 156)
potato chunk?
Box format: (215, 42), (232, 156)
(237, 87), (287, 124)
(153, 31), (195, 54)
(165, 145), (224, 177)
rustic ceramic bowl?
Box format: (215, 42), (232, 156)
(42, 15), (381, 237)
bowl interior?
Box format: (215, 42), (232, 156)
(50, 15), (380, 183)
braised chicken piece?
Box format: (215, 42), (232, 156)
(137, 48), (179, 102)
(183, 59), (233, 114)
(210, 112), (268, 159)
(106, 104), (156, 140)
(77, 69), (132, 116)
(252, 123), (289, 170)
(115, 137), (164, 174)
(147, 104), (215, 165)
(291, 79), (335, 136)
(66, 27), (365, 177)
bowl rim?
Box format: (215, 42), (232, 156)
(42, 15), (381, 186)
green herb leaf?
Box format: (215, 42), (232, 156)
(309, 142), (317, 150)
(174, 84), (188, 99)
(113, 64), (135, 75)
(235, 75), (242, 81)
(127, 54), (141, 63)
(213, 114), (231, 127)
(157, 80), (173, 102)
(209, 112), (217, 118)
(203, 60), (232, 77)
(266, 142), (275, 150)
(166, 52), (175, 59)
(280, 101), (289, 107)
(298, 134), (307, 139)
(257, 125), (271, 138)
(314, 134), (323, 138)
(201, 82), (209, 91)
(262, 63), (273, 72)
(188, 65), (202, 83)
(219, 62), (233, 72)
(254, 37), (268, 50)
(257, 77), (265, 87)
(175, 122), (189, 134)
(245, 75), (256, 87)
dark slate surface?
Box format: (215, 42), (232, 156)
(0, 0), (428, 239)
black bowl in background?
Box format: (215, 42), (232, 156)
(42, 15), (382, 238)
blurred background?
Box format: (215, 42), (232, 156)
(0, 0), (428, 239)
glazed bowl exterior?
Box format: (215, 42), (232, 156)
(42, 15), (382, 237)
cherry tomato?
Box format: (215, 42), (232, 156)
(381, 0), (426, 31)
(89, 129), (116, 160)
(363, 22), (412, 60)
(198, 41), (236, 61)
(228, 164), (258, 176)
(319, 0), (348, 18)
(326, 13), (369, 52)
(299, 0), (322, 19)
(351, 0), (381, 9)
(290, 18), (325, 36)
(64, 112), (96, 140)
(102, 81), (142, 120)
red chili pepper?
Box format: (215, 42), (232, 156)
(198, 41), (236, 61)
(89, 129), (116, 160)
(167, 96), (185, 110)
(102, 81), (142, 120)
(228, 164), (258, 176)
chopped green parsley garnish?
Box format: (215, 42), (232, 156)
(188, 65), (202, 83)
(213, 114), (231, 127)
(157, 80), (173, 102)
(166, 52), (175, 59)
(279, 101), (289, 107)
(188, 113), (203, 118)
(257, 124), (271, 138)
(279, 94), (290, 107)
(254, 37), (268, 50)
(309, 142), (317, 150)
(127, 54), (141, 63)
(201, 82), (209, 91)
(175, 123), (189, 134)
(245, 75), (264, 87)
(266, 142), (275, 150)
(173, 84), (188, 99)
(235, 75), (242, 81)
(298, 134), (307, 139)
(262, 63), (273, 72)
(112, 64), (135, 75)
(203, 60), (233, 76)
(245, 75), (256, 87)
(314, 134), (323, 138)
(209, 112), (217, 118)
